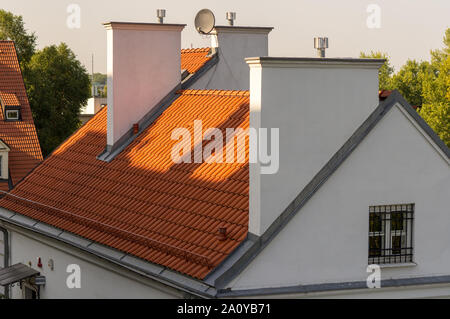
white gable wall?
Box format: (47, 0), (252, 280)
(189, 27), (271, 90)
(247, 58), (383, 236)
(230, 103), (450, 292)
(2, 224), (183, 299)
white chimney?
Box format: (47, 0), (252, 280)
(103, 22), (185, 151)
(189, 26), (273, 90)
(246, 57), (385, 236)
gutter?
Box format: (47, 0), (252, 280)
(0, 226), (9, 298)
(0, 211), (216, 299)
(217, 275), (450, 298)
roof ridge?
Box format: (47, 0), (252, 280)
(177, 89), (250, 97)
(181, 47), (211, 53)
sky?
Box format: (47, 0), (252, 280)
(1, 0), (449, 74)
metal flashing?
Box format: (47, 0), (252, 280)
(181, 52), (219, 89)
(97, 85), (181, 162)
(217, 275), (450, 297)
(246, 56), (386, 69)
(0, 213), (216, 298)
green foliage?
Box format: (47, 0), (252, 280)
(1, 10), (92, 156)
(92, 73), (107, 85)
(390, 60), (434, 107)
(418, 29), (450, 147)
(419, 54), (450, 146)
(0, 9), (36, 68)
(26, 43), (91, 156)
(360, 51), (394, 90)
(362, 29), (449, 147)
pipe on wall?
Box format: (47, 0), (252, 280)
(0, 226), (9, 299)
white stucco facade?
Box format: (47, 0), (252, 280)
(228, 102), (450, 297)
(0, 140), (10, 181)
(190, 26), (272, 90)
(105, 22), (185, 148)
(1, 224), (183, 299)
(247, 58), (384, 236)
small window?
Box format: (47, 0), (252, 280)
(5, 109), (20, 121)
(368, 204), (414, 264)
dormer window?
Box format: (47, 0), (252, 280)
(0, 139), (10, 180)
(0, 93), (21, 122)
(5, 107), (20, 121)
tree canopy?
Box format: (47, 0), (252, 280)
(361, 28), (450, 147)
(26, 44), (91, 155)
(0, 10), (91, 156)
(359, 51), (394, 91)
(0, 9), (36, 75)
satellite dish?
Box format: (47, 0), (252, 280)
(195, 9), (215, 34)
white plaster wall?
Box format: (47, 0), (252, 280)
(0, 230), (4, 296)
(230, 284), (450, 299)
(232, 104), (450, 290)
(0, 230), (3, 268)
(6, 229), (181, 299)
(249, 62), (380, 235)
(190, 31), (269, 90)
(0, 141), (10, 180)
(106, 24), (183, 147)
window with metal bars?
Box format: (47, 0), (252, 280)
(368, 204), (414, 264)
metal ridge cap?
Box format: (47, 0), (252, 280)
(246, 56), (386, 68)
(103, 22), (186, 30)
(217, 275), (450, 297)
(214, 25), (273, 31)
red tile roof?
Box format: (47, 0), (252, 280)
(0, 41), (43, 187)
(181, 48), (212, 74)
(379, 90), (392, 100)
(0, 92), (20, 106)
(379, 90), (418, 109)
(0, 89), (250, 279)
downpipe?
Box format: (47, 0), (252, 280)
(0, 226), (9, 299)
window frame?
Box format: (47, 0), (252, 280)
(368, 204), (414, 265)
(4, 107), (21, 121)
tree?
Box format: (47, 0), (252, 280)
(390, 60), (434, 108)
(360, 51), (394, 90)
(25, 43), (91, 156)
(0, 9), (36, 69)
(92, 73), (107, 85)
(360, 29), (449, 147)
(419, 33), (450, 147)
(1, 10), (92, 156)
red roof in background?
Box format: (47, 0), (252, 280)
(181, 48), (212, 74)
(0, 90), (250, 279)
(0, 92), (20, 106)
(379, 90), (392, 101)
(379, 90), (418, 109)
(0, 41), (43, 191)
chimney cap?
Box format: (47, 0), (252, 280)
(314, 37), (329, 58)
(246, 56), (386, 69)
(226, 12), (236, 26)
(212, 25), (273, 34)
(103, 22), (186, 31)
(157, 9), (166, 23)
